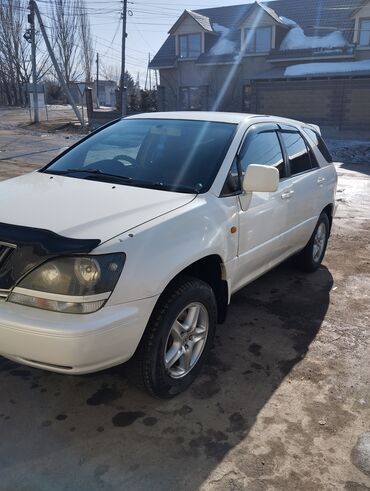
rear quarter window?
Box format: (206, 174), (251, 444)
(303, 128), (333, 163)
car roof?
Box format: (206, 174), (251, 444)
(125, 111), (307, 127)
(126, 111), (257, 124)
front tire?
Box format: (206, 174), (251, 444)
(296, 212), (330, 273)
(130, 276), (217, 398)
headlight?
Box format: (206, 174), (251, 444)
(8, 253), (125, 314)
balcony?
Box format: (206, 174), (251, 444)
(268, 45), (356, 62)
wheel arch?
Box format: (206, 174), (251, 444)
(322, 203), (334, 231)
(155, 255), (229, 325)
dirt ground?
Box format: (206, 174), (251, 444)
(0, 107), (369, 491)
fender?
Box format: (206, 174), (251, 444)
(100, 194), (239, 305)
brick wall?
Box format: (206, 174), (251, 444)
(252, 77), (370, 130)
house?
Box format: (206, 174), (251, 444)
(150, 0), (370, 130)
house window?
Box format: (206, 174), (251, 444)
(244, 26), (272, 52)
(243, 84), (252, 112)
(179, 86), (207, 110)
(359, 19), (370, 46)
(179, 33), (202, 58)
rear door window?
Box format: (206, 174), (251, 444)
(303, 127), (333, 163)
(280, 131), (312, 175)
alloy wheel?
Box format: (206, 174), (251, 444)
(164, 302), (209, 379)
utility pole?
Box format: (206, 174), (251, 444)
(148, 53), (152, 91)
(28, 1), (39, 123)
(96, 52), (100, 108)
(120, 0), (127, 117)
(32, 0), (83, 125)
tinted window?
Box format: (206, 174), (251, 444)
(44, 119), (236, 194)
(188, 34), (201, 57)
(256, 27), (272, 52)
(179, 35), (188, 58)
(239, 130), (285, 178)
(281, 131), (312, 175)
(244, 27), (272, 52)
(359, 19), (370, 46)
(303, 127), (333, 163)
(179, 34), (201, 58)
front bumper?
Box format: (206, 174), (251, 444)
(0, 296), (158, 374)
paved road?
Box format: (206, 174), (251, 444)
(0, 112), (369, 490)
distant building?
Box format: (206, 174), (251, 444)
(69, 80), (118, 108)
(95, 80), (118, 107)
(150, 0), (370, 130)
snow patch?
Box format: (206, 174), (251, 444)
(280, 26), (348, 50)
(210, 23), (236, 55)
(212, 23), (229, 34)
(279, 16), (297, 27)
(285, 59), (370, 77)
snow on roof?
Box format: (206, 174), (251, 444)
(213, 23), (229, 34)
(279, 16), (297, 28)
(285, 59), (370, 77)
(280, 26), (348, 50)
(209, 24), (237, 55)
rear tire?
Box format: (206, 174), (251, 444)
(295, 212), (330, 273)
(130, 276), (217, 398)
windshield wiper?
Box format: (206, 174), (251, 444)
(140, 181), (200, 194)
(47, 168), (133, 183)
(45, 169), (200, 193)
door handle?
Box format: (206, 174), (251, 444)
(317, 177), (326, 184)
(281, 189), (294, 200)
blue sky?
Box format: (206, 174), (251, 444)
(88, 0), (256, 85)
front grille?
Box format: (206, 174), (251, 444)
(0, 241), (16, 268)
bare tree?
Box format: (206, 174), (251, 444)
(51, 0), (82, 84)
(101, 64), (135, 89)
(77, 0), (94, 83)
(100, 63), (120, 84)
(0, 0), (31, 105)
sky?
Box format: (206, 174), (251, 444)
(87, 0), (257, 86)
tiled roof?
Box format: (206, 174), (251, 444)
(187, 10), (213, 32)
(150, 0), (365, 68)
(150, 36), (176, 68)
(168, 9), (214, 34)
(260, 3), (287, 24)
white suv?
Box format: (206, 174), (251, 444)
(0, 112), (337, 397)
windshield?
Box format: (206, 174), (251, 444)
(43, 118), (237, 193)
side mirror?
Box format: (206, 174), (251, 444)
(242, 164), (279, 193)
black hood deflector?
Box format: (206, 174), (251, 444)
(0, 222), (100, 290)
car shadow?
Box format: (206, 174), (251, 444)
(0, 262), (333, 490)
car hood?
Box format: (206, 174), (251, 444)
(0, 172), (196, 243)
